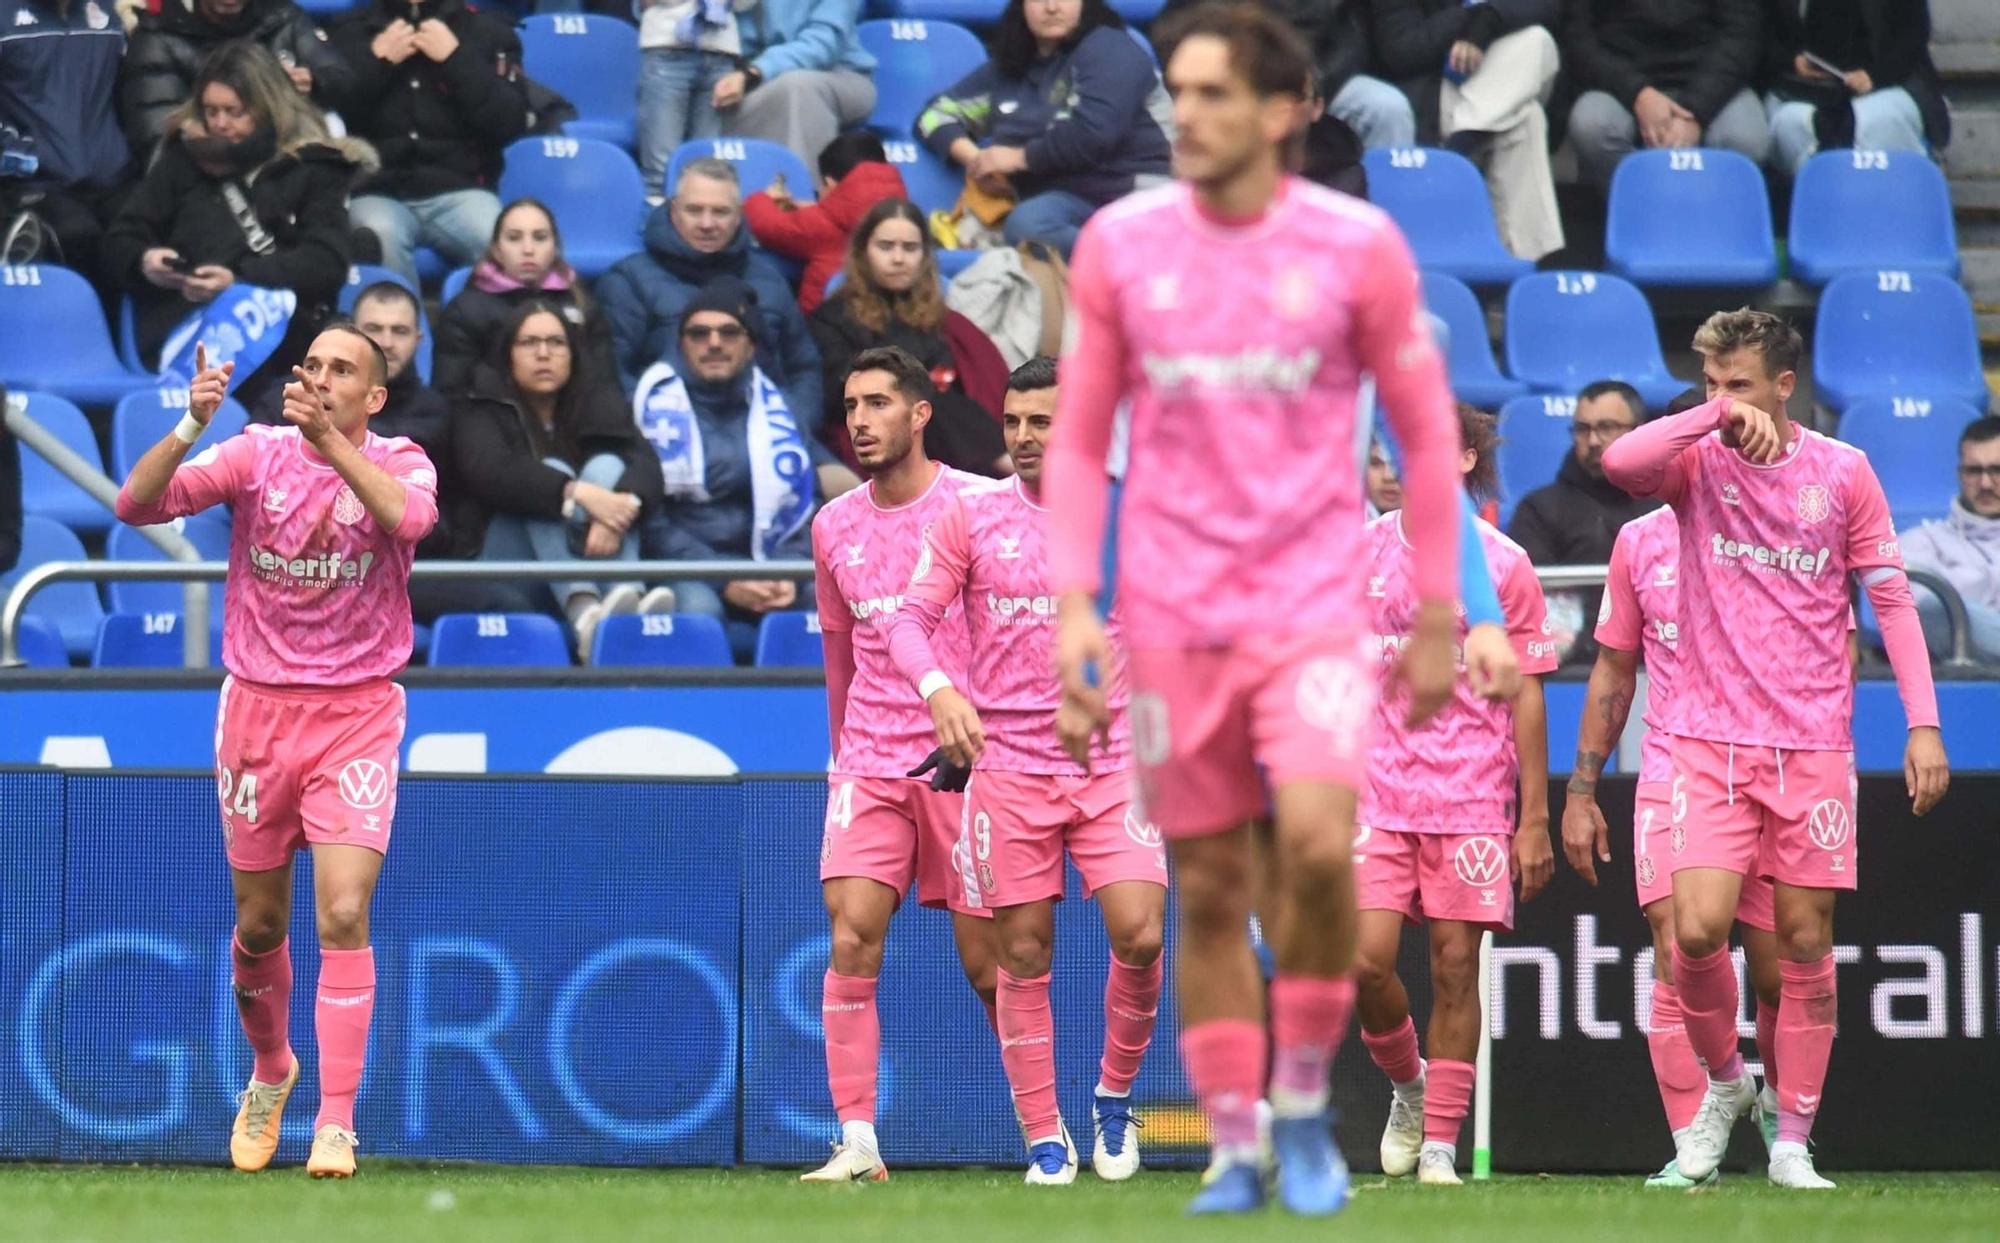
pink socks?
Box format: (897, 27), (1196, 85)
(1756, 996), (1780, 1085)
(1267, 974), (1356, 1115)
(1775, 957), (1836, 1145)
(313, 947), (375, 1132)
(1361, 1016), (1424, 1087)
(1646, 982), (1705, 1133)
(232, 933), (294, 1085)
(822, 970), (880, 1125)
(997, 969), (1061, 1141)
(1423, 1059), (1475, 1148)
(1098, 955), (1161, 1096)
(1182, 1020), (1266, 1156)
(1671, 944), (1745, 1081)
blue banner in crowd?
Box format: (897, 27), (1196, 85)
(157, 285), (296, 393)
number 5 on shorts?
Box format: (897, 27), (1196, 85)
(219, 765), (260, 823)
(1670, 775), (1687, 826)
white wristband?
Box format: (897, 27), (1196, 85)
(173, 414), (204, 445)
(918, 671), (953, 701)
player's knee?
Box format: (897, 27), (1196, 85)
(998, 926), (1053, 978)
(1777, 923), (1833, 962)
(234, 908), (287, 954)
(828, 923), (884, 977)
(1279, 830), (1352, 895)
(1108, 916), (1163, 969)
(1351, 949), (1397, 998)
(1430, 936), (1480, 998)
(315, 896), (369, 949)
(1176, 869), (1247, 936)
(1673, 917), (1729, 959)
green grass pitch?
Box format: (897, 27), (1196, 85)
(3, 1166), (1997, 1243)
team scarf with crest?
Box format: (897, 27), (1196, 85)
(633, 360), (813, 561)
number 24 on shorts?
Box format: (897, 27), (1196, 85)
(219, 765), (260, 824)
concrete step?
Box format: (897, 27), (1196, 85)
(1935, 41), (2000, 81)
(1945, 105), (2000, 177)
(1934, 0), (2000, 44)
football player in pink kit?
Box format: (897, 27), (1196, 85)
(804, 346), (998, 1183)
(114, 334), (438, 1179)
(888, 356), (1168, 1186)
(1352, 407), (1558, 1187)
(1563, 502), (1785, 1188)
(1601, 309), (1949, 1189)
(1042, 3), (1467, 1216)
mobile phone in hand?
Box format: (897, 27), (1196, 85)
(163, 254), (196, 274)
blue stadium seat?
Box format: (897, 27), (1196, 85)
(116, 296), (145, 373)
(13, 391), (112, 534)
(882, 138), (962, 217)
(1494, 394), (1578, 525)
(1504, 271), (1687, 410)
(1363, 148), (1533, 287)
(1811, 271), (1990, 414)
(936, 248), (981, 282)
(0, 516), (107, 659)
(1605, 148), (1778, 288)
(110, 387), (249, 478)
(859, 19), (988, 137)
(871, 0), (1005, 24)
(105, 517), (232, 627)
(441, 266), (473, 306)
(11, 615), (68, 669)
(1834, 397), (1983, 526)
(755, 611), (824, 667)
(427, 612), (573, 666)
(501, 137), (649, 276)
(1789, 150), (1959, 286)
(338, 264), (435, 382)
(1108, 0), (1163, 20)
(666, 137), (815, 204)
(1420, 271), (1525, 410)
(520, 14), (641, 150)
(590, 612), (733, 666)
(0, 265), (151, 404)
(91, 611), (222, 668)
(295, 0), (358, 14)
(1125, 25), (1157, 67)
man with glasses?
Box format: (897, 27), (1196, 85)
(1899, 415), (2000, 662)
(1507, 379), (1660, 664)
(633, 275), (818, 660)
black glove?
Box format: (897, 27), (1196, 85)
(1460, 3), (1505, 49)
(908, 747), (971, 793)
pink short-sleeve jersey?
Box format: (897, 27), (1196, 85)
(1594, 506), (1681, 784)
(1042, 179), (1462, 649)
(897, 476), (1131, 774)
(813, 464), (979, 776)
(1651, 425), (1901, 751)
(114, 424), (438, 686)
(1360, 512), (1558, 835)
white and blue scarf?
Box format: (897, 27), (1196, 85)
(158, 284), (297, 394)
(634, 360), (814, 561)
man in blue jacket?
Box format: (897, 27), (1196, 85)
(715, 0), (875, 172)
(598, 158), (827, 457)
(634, 276), (818, 662)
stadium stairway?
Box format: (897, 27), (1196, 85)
(1934, 0), (2000, 384)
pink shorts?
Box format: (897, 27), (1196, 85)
(1632, 782), (1775, 931)
(1126, 629), (1376, 838)
(1666, 737), (1858, 892)
(958, 769), (1169, 908)
(214, 676), (406, 873)
(1354, 825), (1514, 932)
(819, 774), (988, 917)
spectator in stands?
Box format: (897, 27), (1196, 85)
(453, 300), (672, 656)
(598, 158), (823, 429)
(713, 0), (875, 173)
(103, 41), (367, 409)
(333, 0), (529, 286)
(1564, 0), (1771, 190)
(1900, 417), (2000, 663)
(743, 130), (907, 314)
(0, 0), (132, 288)
(0, 386), (18, 575)
(119, 0), (357, 158)
(1365, 438), (1401, 516)
(1365, 0), (1564, 260)
(1163, 0), (1414, 149)
(915, 0), (1170, 258)
(633, 276), (816, 661)
(634, 0), (752, 195)
(808, 199), (1009, 476)
(1506, 379), (1659, 664)
(1763, 0), (1950, 176)
(432, 197), (616, 397)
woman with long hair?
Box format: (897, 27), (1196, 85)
(914, 0), (1170, 256)
(452, 300), (672, 657)
(431, 197), (618, 397)
(104, 39), (373, 409)
(808, 198), (1010, 474)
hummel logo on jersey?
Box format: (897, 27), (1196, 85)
(264, 485), (288, 512)
(845, 542), (865, 566)
(1367, 575), (1386, 598)
(1711, 534), (1832, 576)
(1721, 483), (1741, 507)
(997, 536), (1022, 560)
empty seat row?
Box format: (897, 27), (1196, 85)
(426, 610), (823, 668)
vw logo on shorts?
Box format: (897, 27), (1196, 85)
(1123, 809), (1163, 848)
(1294, 656), (1366, 737)
(337, 758), (389, 810)
(1808, 799), (1852, 851)
(1452, 836), (1507, 887)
